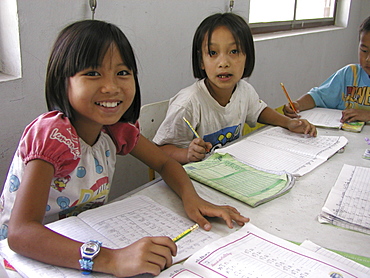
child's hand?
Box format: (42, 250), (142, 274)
(109, 236), (177, 277)
(283, 101), (300, 118)
(287, 118), (317, 137)
(341, 108), (370, 123)
(187, 138), (212, 162)
(182, 195), (250, 231)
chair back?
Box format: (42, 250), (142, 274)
(139, 100), (169, 141)
(139, 99), (169, 181)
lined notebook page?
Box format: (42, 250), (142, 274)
(158, 223), (368, 278)
(0, 195), (221, 277)
(299, 107), (342, 128)
(215, 126), (348, 176)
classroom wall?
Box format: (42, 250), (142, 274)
(0, 0), (369, 200)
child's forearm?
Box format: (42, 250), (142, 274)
(132, 136), (198, 198)
(258, 107), (291, 128)
(296, 94), (316, 111)
(159, 156), (199, 199)
(158, 144), (190, 164)
(8, 223), (91, 271)
(9, 221), (173, 276)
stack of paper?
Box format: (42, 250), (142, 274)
(319, 164), (370, 234)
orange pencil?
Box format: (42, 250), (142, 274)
(280, 83), (298, 114)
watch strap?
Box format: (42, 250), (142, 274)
(79, 240), (102, 275)
(79, 258), (94, 275)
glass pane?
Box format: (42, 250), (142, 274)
(249, 0), (295, 23)
(296, 0), (335, 20)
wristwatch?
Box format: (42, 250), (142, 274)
(79, 240), (102, 275)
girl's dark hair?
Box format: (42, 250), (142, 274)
(45, 20), (141, 123)
(359, 16), (370, 36)
(192, 13), (255, 79)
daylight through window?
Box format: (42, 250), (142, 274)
(249, 0), (337, 34)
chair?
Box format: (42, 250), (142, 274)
(139, 99), (169, 181)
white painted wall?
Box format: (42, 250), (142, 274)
(0, 0), (369, 200)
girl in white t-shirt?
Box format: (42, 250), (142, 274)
(154, 13), (317, 164)
(0, 20), (249, 277)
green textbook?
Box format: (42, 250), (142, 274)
(184, 153), (295, 207)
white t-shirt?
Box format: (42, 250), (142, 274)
(153, 79), (267, 151)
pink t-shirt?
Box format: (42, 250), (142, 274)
(0, 111), (139, 238)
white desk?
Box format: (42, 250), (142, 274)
(3, 126), (370, 277)
(121, 126), (370, 258)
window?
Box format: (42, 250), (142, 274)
(0, 0), (21, 81)
(249, 0), (338, 34)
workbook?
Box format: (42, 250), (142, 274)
(184, 153), (295, 207)
(157, 222), (370, 278)
(319, 164), (370, 235)
(0, 195), (221, 278)
(299, 107), (365, 132)
(215, 126), (348, 176)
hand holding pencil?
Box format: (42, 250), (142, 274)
(280, 83), (300, 118)
(183, 117), (212, 162)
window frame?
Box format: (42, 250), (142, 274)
(249, 0), (339, 35)
(0, 0), (22, 82)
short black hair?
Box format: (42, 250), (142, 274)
(45, 20), (141, 123)
(192, 13), (255, 79)
(359, 16), (370, 36)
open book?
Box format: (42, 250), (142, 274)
(157, 222), (370, 278)
(215, 126), (348, 176)
(0, 195), (221, 278)
(319, 164), (370, 235)
(299, 107), (365, 132)
(184, 153), (295, 207)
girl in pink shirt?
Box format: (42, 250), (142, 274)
(0, 20), (248, 277)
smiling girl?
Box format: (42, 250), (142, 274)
(0, 20), (248, 277)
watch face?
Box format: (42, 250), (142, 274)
(82, 241), (100, 257)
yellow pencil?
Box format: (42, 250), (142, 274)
(172, 224), (199, 242)
(182, 117), (210, 153)
(280, 83), (298, 114)
(183, 117), (200, 138)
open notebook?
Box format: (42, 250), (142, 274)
(214, 126), (348, 177)
(299, 107), (365, 132)
(0, 195), (221, 278)
(157, 222), (370, 278)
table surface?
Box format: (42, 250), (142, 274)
(3, 125), (370, 277)
(120, 125), (370, 258)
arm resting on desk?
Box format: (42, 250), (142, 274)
(130, 135), (250, 230)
